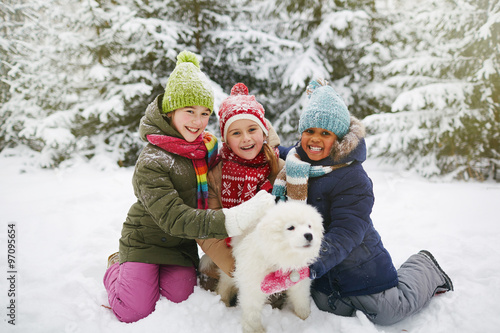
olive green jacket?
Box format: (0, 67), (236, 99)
(119, 94), (227, 267)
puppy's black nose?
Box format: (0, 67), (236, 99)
(304, 233), (313, 242)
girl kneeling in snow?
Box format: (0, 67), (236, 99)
(196, 83), (284, 304)
(271, 79), (453, 325)
(103, 51), (274, 323)
(198, 83), (284, 296)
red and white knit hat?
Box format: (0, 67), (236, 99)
(218, 83), (269, 141)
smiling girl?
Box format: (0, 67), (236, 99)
(103, 54), (274, 323)
(197, 83), (283, 296)
(274, 79), (453, 326)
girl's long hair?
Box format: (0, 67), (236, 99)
(263, 143), (279, 176)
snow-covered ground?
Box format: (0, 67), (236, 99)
(1, 154), (500, 333)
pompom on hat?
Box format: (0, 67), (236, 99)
(218, 83), (269, 141)
(299, 79), (350, 139)
(162, 50), (214, 114)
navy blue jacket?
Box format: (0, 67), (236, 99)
(279, 121), (398, 298)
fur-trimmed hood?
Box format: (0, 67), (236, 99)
(296, 116), (366, 166)
(329, 116), (365, 163)
(139, 94), (184, 141)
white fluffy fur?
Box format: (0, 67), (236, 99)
(210, 201), (324, 333)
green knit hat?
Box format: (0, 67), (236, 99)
(161, 50), (214, 114)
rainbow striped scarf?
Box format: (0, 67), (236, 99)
(146, 132), (218, 209)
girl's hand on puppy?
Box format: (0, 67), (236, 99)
(261, 267), (310, 294)
(223, 190), (275, 237)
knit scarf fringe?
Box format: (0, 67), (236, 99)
(146, 132), (218, 209)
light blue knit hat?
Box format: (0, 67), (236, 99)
(299, 79), (350, 139)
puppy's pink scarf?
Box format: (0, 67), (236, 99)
(260, 267), (310, 294)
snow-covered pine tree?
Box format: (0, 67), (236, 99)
(0, 0), (232, 167)
(0, 0), (154, 168)
(456, 0), (500, 180)
(364, 0), (499, 180)
(0, 0), (86, 166)
(71, 0), (183, 168)
(199, 0), (303, 126)
(351, 0), (393, 119)
(83, 0), (237, 165)
(0, 0), (27, 113)
(0, 0), (43, 153)
(264, 0), (377, 145)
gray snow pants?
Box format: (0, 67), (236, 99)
(311, 252), (446, 326)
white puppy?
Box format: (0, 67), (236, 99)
(202, 201), (324, 333)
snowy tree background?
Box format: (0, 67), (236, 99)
(364, 0), (500, 180)
(1, 0), (499, 180)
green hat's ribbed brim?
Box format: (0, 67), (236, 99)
(161, 60), (214, 114)
(162, 94), (214, 114)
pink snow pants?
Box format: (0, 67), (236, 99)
(103, 262), (197, 323)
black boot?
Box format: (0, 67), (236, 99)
(419, 250), (454, 294)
